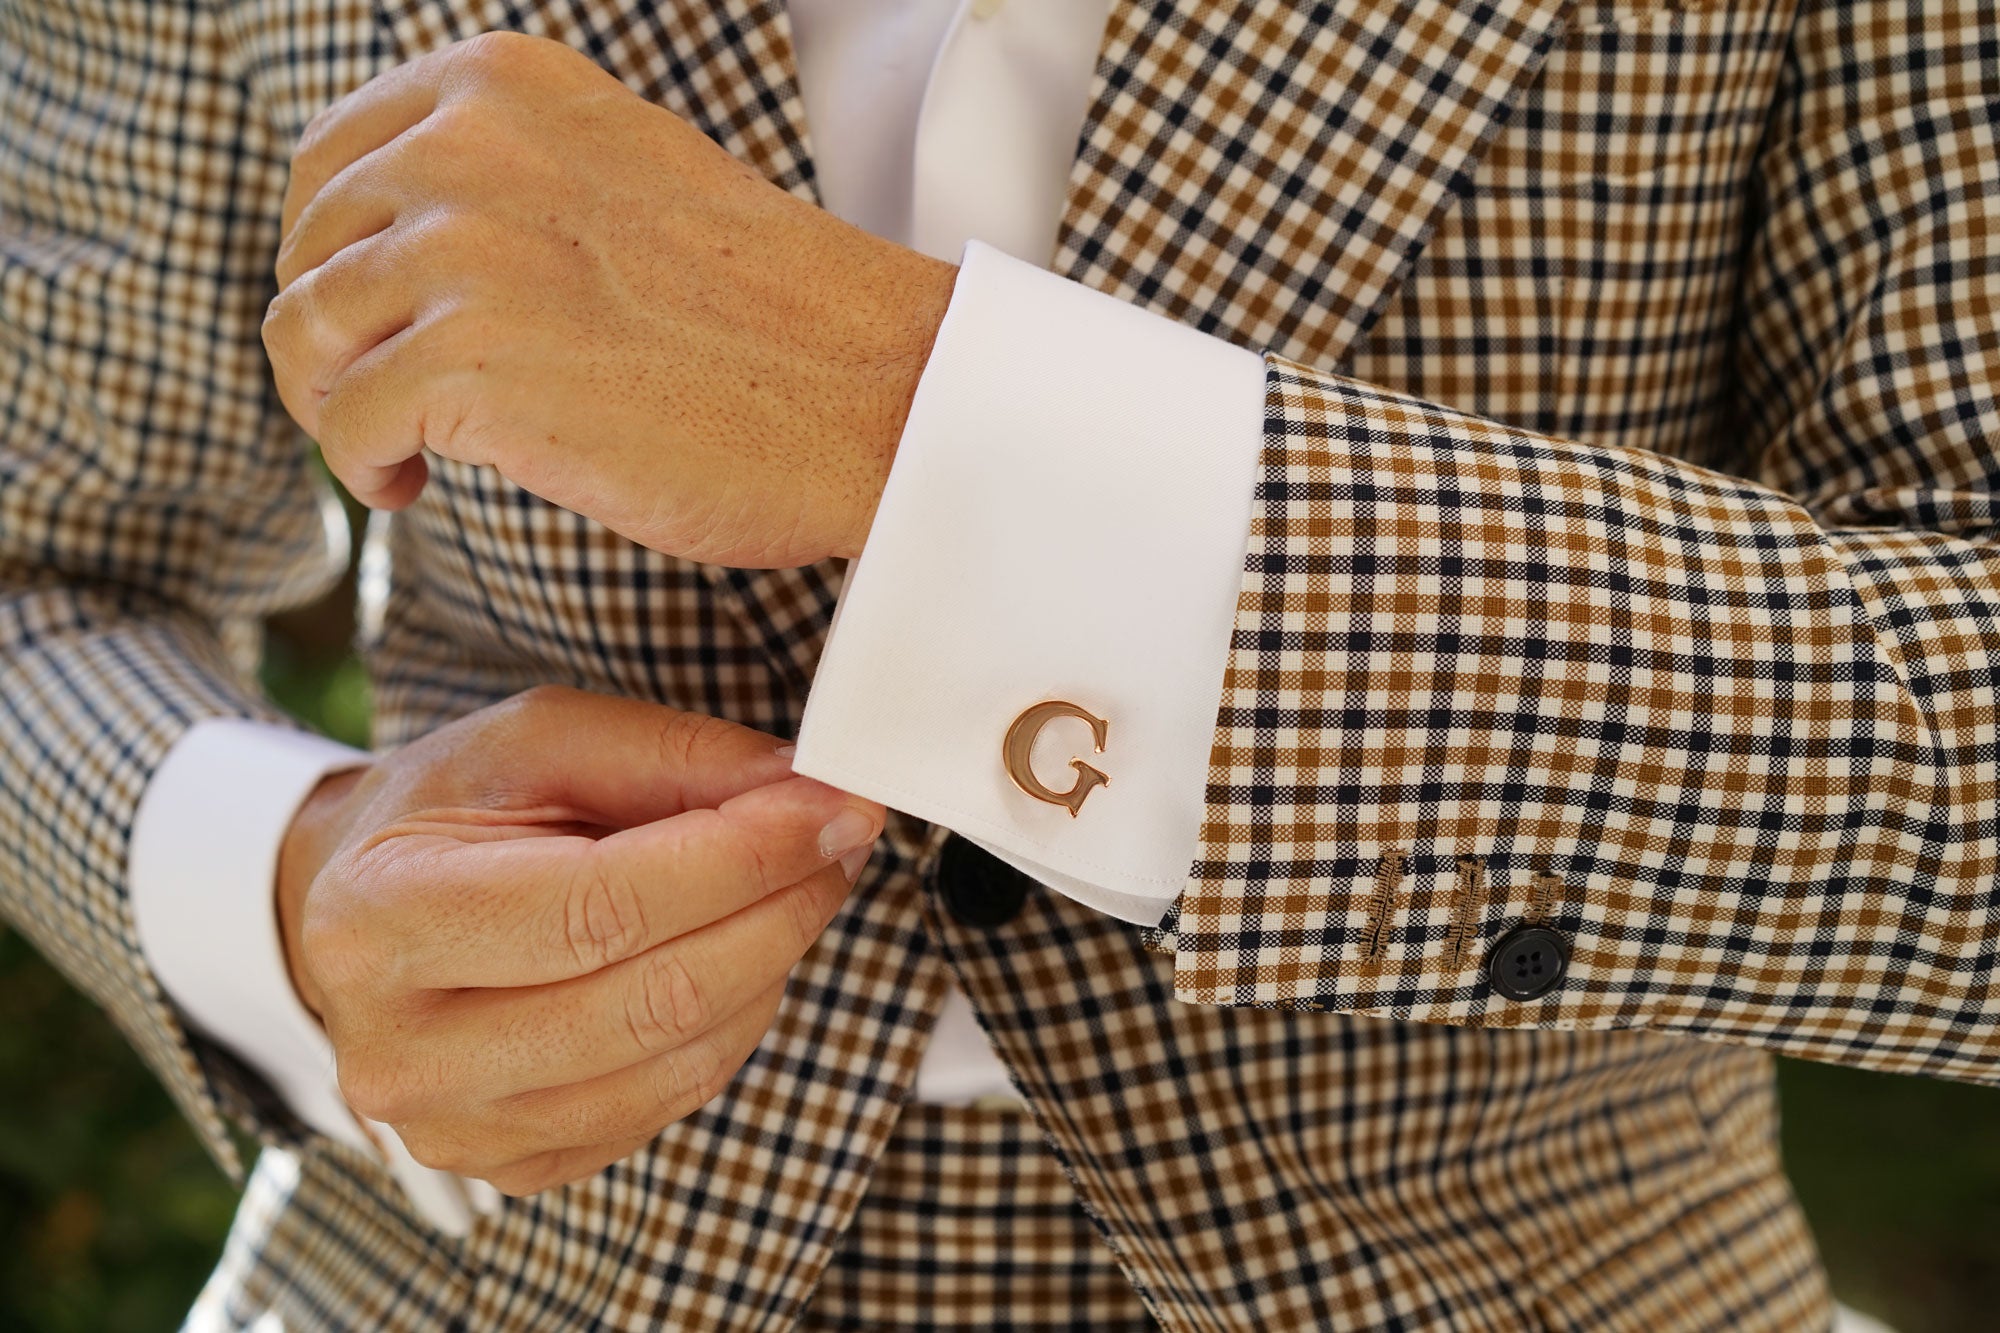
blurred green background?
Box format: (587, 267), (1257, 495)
(2, 508), (1995, 1332)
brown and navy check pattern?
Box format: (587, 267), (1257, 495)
(797, 1101), (1159, 1332)
(1161, 0), (2000, 1090)
(6, 0), (1987, 1325)
(188, 1099), (1158, 1332)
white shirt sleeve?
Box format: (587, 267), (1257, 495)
(794, 241), (1267, 926)
(127, 717), (497, 1234)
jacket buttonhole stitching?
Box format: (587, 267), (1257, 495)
(1525, 869), (1566, 925)
(1360, 849), (1407, 963)
(1445, 857), (1485, 970)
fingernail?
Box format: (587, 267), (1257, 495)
(817, 808), (875, 860)
(773, 744), (796, 759)
(839, 845), (872, 883)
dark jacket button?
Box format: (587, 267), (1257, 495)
(1487, 925), (1568, 1001)
(936, 836), (1030, 928)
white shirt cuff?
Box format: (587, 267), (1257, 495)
(795, 240), (1266, 926)
(128, 717), (495, 1234)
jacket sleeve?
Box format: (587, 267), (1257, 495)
(0, 0), (350, 1172)
(1157, 0), (2000, 1086)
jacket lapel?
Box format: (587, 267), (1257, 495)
(1056, 0), (1578, 369)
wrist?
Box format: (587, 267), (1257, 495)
(837, 252), (957, 561)
(276, 764), (367, 1018)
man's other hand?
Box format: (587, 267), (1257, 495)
(275, 685), (883, 1196)
(262, 30), (957, 569)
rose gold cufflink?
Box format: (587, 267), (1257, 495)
(1003, 701), (1109, 818)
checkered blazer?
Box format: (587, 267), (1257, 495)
(5, 0), (1994, 1327)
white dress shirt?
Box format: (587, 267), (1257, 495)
(127, 0), (1264, 1233)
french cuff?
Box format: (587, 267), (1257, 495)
(795, 240), (1266, 927)
(127, 717), (497, 1235)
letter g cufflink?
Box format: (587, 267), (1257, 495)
(1003, 701), (1110, 817)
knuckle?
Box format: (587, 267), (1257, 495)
(652, 1043), (732, 1121)
(302, 898), (394, 1002)
(625, 950), (706, 1053)
(338, 1056), (414, 1123)
(454, 29), (542, 80)
(654, 709), (725, 775)
(485, 1162), (548, 1199)
(782, 877), (834, 949)
(416, 386), (474, 463)
(645, 1055), (698, 1119)
(446, 689), (556, 792)
(291, 106), (343, 176)
(300, 932), (367, 1012)
(347, 917), (419, 995)
(408, 99), (485, 162)
(510, 683), (580, 721)
(536, 1088), (617, 1149)
(496, 1148), (603, 1199)
(331, 1008), (455, 1122)
(475, 694), (528, 741)
(261, 284), (308, 358)
(409, 210), (485, 279)
(564, 851), (649, 970)
(690, 1050), (738, 1109)
(732, 824), (780, 901)
(399, 1129), (477, 1176)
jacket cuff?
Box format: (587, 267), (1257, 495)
(128, 717), (491, 1234)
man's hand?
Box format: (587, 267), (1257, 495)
(275, 685), (884, 1197)
(263, 30), (958, 568)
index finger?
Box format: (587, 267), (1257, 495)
(281, 45), (455, 239)
(460, 688), (799, 831)
(406, 774), (885, 988)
